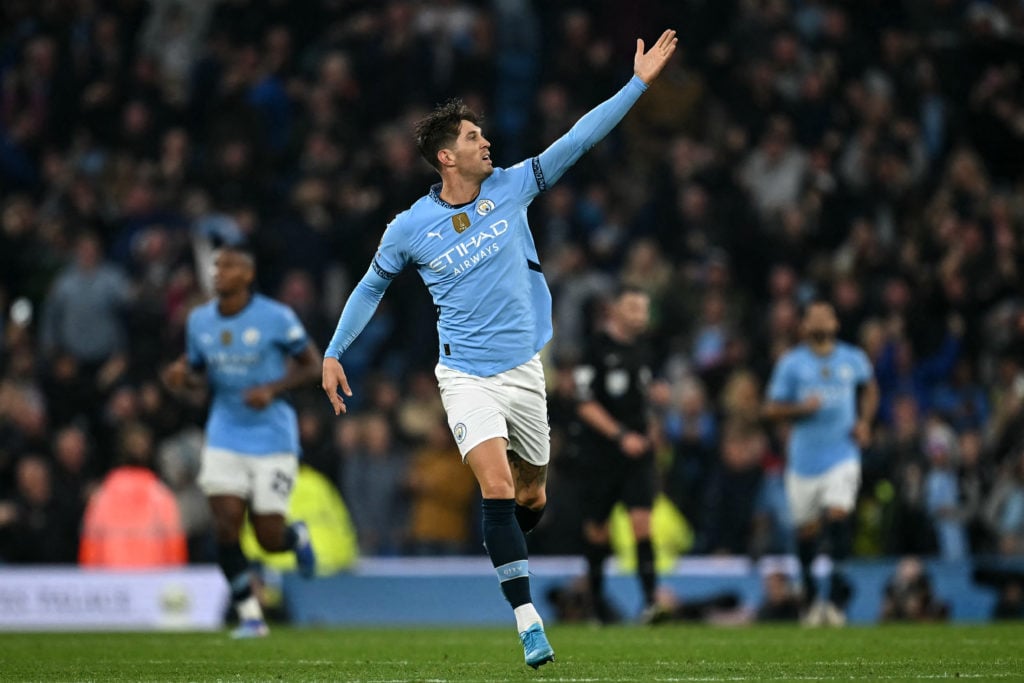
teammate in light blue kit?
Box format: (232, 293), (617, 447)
(322, 30), (679, 668)
(763, 300), (879, 625)
(162, 245), (321, 638)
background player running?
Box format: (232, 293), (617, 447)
(762, 300), (879, 625)
(574, 287), (666, 624)
(162, 244), (321, 638)
(322, 30), (679, 668)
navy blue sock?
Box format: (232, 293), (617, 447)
(826, 519), (851, 562)
(482, 498), (532, 608)
(282, 524), (299, 551)
(797, 536), (818, 603)
(217, 542), (252, 602)
(636, 538), (657, 606)
(826, 519), (852, 605)
(515, 504), (545, 534)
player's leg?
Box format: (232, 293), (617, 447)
(507, 451), (547, 534)
(629, 507), (661, 619)
(623, 455), (662, 623)
(785, 469), (823, 609)
(436, 360), (552, 668)
(820, 459), (860, 625)
(505, 355), (552, 536)
(582, 516), (615, 623)
(199, 447), (267, 637)
(250, 454), (315, 578)
(466, 438), (553, 668)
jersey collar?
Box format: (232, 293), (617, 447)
(428, 182), (478, 210)
(428, 183), (452, 208)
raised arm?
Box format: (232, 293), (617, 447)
(536, 29), (677, 186)
(322, 266), (393, 415)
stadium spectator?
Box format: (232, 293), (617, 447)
(39, 232), (133, 366)
(756, 570), (802, 622)
(698, 420), (765, 555)
(923, 418), (968, 561)
(985, 451), (1024, 556)
(404, 419), (478, 555)
(79, 422), (187, 568)
(0, 0), (1022, 574)
(879, 557), (949, 622)
(0, 455), (79, 563)
(340, 413), (406, 556)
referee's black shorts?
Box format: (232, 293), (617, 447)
(580, 442), (656, 524)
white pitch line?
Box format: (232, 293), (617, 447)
(345, 674), (1022, 683)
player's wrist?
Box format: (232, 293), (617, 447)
(612, 425), (628, 442)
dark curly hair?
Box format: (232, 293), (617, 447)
(414, 98), (482, 171)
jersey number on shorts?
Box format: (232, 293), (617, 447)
(271, 470), (294, 496)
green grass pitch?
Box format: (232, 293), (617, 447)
(2, 624), (1023, 682)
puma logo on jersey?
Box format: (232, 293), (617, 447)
(427, 231), (443, 240)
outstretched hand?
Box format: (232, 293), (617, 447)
(634, 29), (678, 85)
(322, 356), (352, 415)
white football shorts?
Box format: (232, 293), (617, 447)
(785, 458), (861, 527)
(435, 354), (550, 466)
(198, 447), (298, 515)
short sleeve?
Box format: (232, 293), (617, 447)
(767, 356), (797, 403)
(573, 364), (597, 402)
(372, 218), (410, 279)
(278, 305), (309, 356)
(853, 348), (874, 384)
(185, 313), (205, 370)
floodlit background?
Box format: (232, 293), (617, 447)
(1, 0), (1024, 629)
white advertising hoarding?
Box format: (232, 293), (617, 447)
(0, 566), (228, 631)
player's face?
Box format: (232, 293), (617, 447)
(802, 303), (838, 344)
(212, 249), (254, 296)
(448, 120), (493, 180)
(615, 292), (651, 338)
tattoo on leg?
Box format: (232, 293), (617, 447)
(507, 450), (548, 488)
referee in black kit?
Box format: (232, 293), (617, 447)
(573, 286), (665, 624)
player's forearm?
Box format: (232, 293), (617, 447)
(858, 380), (880, 424)
(761, 401), (810, 422)
(267, 343), (322, 395)
(578, 400), (629, 441)
(325, 266), (392, 360)
(537, 76), (648, 186)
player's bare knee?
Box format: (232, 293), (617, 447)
(826, 507), (849, 522)
(798, 521), (820, 539)
(515, 488), (546, 510)
(212, 519), (241, 544)
(478, 478), (515, 499)
(584, 522), (609, 545)
(630, 512), (652, 539)
(252, 515), (288, 552)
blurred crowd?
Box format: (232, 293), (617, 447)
(2, 0), (1024, 567)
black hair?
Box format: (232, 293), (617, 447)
(614, 284), (649, 300)
(414, 98), (482, 171)
(215, 241), (256, 266)
(799, 297), (834, 319)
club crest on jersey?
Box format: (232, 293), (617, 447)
(476, 199), (495, 216)
(220, 330), (232, 346)
(452, 212), (471, 233)
(453, 422), (467, 444)
(242, 327), (260, 346)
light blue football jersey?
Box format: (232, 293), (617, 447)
(767, 342), (874, 476)
(372, 166), (551, 377)
(186, 293), (309, 455)
(327, 76), (649, 376)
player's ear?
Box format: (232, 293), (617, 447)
(437, 148), (455, 168)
